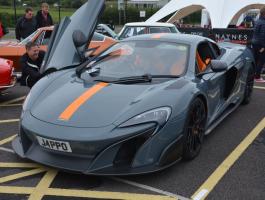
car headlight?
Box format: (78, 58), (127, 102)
(119, 107), (171, 127)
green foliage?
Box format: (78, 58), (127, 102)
(0, 0), (10, 6)
(0, 3), (162, 27)
(183, 11), (201, 24)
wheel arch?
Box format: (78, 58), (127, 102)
(196, 93), (208, 119)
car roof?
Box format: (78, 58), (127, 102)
(123, 33), (209, 45)
(124, 22), (175, 27)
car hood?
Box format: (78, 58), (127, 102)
(30, 70), (177, 128)
(41, 0), (105, 72)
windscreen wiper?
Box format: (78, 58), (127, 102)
(92, 74), (180, 84)
(93, 74), (152, 84)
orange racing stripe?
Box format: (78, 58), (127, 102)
(59, 82), (109, 121)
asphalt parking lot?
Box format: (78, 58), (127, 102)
(0, 81), (264, 200)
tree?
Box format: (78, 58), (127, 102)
(0, 0), (11, 6)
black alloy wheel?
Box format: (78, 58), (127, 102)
(182, 98), (207, 160)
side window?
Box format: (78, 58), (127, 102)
(196, 42), (216, 73)
(149, 27), (171, 34)
(42, 30), (52, 45)
(35, 31), (45, 45)
(210, 42), (221, 58)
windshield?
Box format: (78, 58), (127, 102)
(87, 40), (189, 78)
(19, 30), (39, 45)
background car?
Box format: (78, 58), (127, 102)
(96, 24), (117, 38)
(0, 58), (16, 93)
(117, 22), (179, 40)
(0, 26), (116, 76)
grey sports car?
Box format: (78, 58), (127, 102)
(12, 0), (255, 175)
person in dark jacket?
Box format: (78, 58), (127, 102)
(252, 7), (265, 83)
(20, 42), (45, 88)
(36, 3), (53, 28)
(15, 7), (37, 41)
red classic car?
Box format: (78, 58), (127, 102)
(0, 58), (16, 92)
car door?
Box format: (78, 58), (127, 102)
(42, 0), (105, 73)
(197, 41), (227, 122)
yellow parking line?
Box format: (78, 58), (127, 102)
(0, 162), (42, 168)
(0, 119), (20, 124)
(254, 86), (265, 90)
(28, 169), (58, 200)
(191, 117), (265, 200)
(0, 186), (175, 200)
(0, 96), (26, 105)
(0, 104), (23, 107)
(46, 188), (176, 200)
(0, 135), (17, 145)
(0, 186), (34, 194)
(0, 168), (46, 184)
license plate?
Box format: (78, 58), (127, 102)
(36, 136), (72, 153)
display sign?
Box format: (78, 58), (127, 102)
(213, 28), (253, 45)
(118, 0), (124, 10)
(140, 11), (146, 18)
(178, 27), (254, 45)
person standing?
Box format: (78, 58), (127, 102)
(252, 7), (265, 83)
(20, 42), (45, 88)
(15, 7), (37, 41)
(0, 20), (5, 39)
(36, 3), (53, 28)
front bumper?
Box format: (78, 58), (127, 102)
(12, 111), (184, 175)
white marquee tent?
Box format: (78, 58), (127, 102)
(146, 0), (265, 28)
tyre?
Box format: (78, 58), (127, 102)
(242, 66), (254, 105)
(182, 98), (207, 160)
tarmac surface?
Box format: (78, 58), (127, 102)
(0, 81), (264, 200)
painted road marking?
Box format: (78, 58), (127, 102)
(0, 186), (177, 200)
(254, 86), (265, 90)
(0, 134), (17, 145)
(191, 117), (265, 200)
(0, 168), (46, 184)
(112, 177), (189, 200)
(0, 162), (42, 168)
(0, 186), (33, 195)
(46, 188), (176, 200)
(0, 147), (14, 153)
(0, 96), (26, 105)
(0, 119), (19, 124)
(28, 169), (58, 200)
(0, 104), (23, 107)
(192, 189), (208, 200)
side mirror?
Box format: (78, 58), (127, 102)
(72, 30), (87, 61)
(72, 30), (87, 48)
(211, 60), (228, 72)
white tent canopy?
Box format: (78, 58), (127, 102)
(146, 0), (265, 28)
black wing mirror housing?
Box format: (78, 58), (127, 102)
(72, 30), (87, 48)
(72, 30), (87, 61)
(211, 60), (228, 72)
